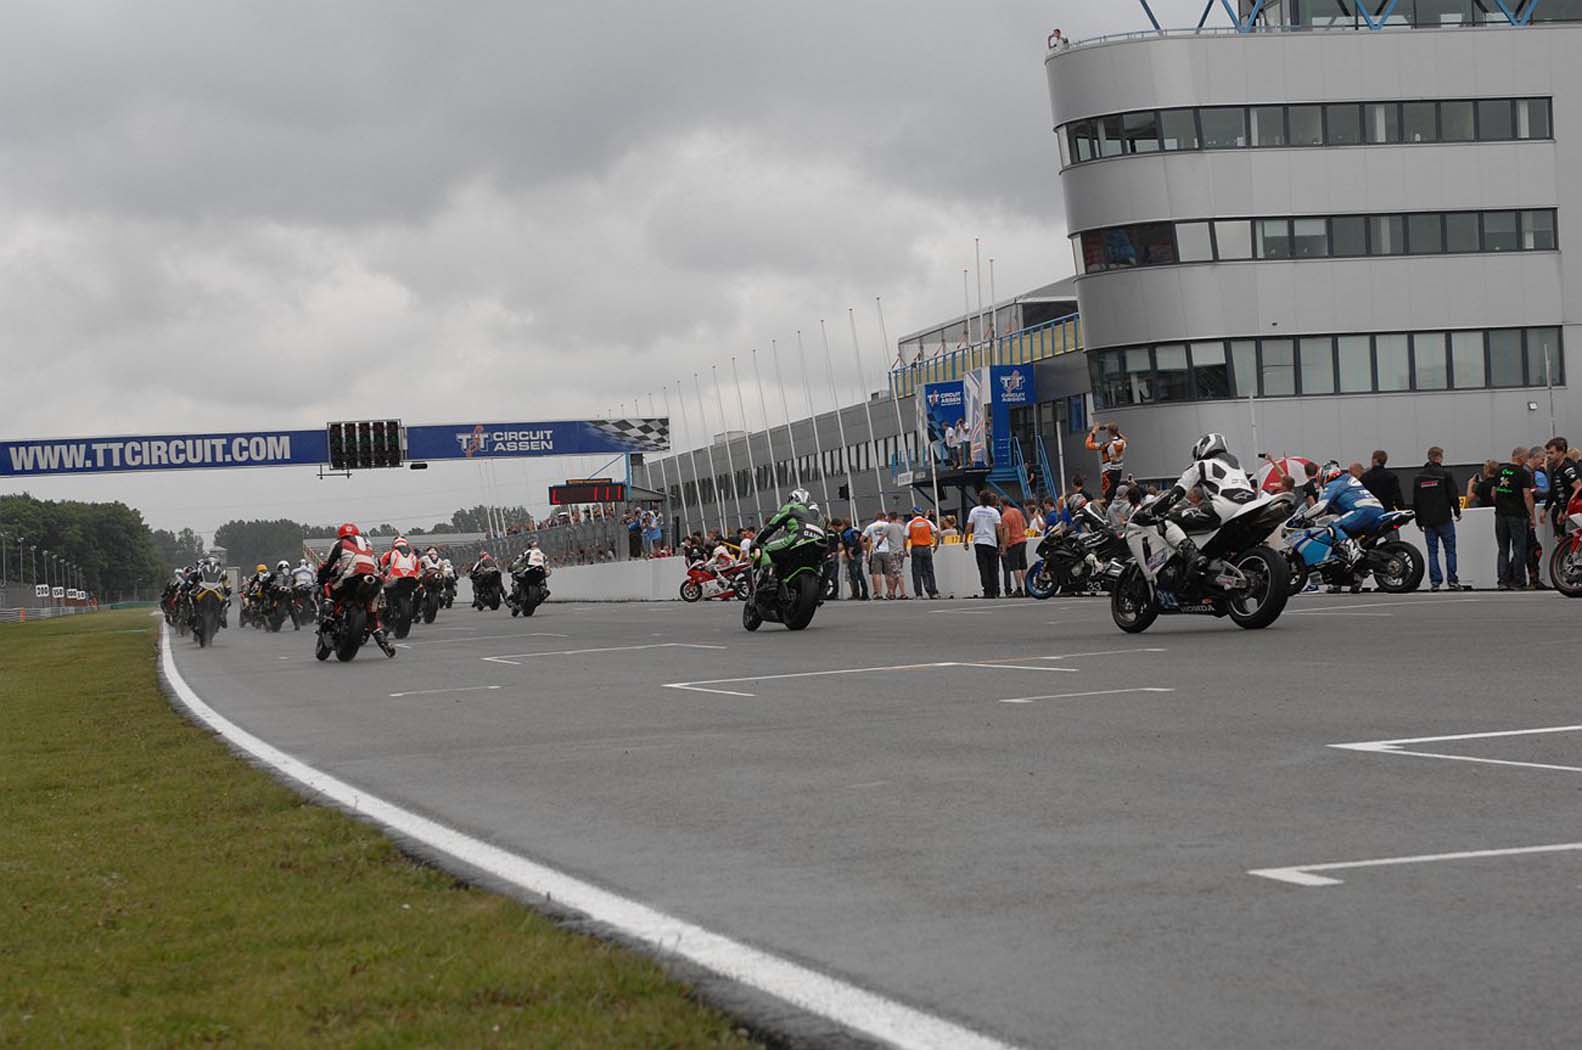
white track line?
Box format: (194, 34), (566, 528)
(158, 626), (1019, 1050)
(1288, 598), (1481, 615)
(484, 642), (727, 666)
(1249, 842), (1582, 887)
(389, 685), (504, 699)
(402, 632), (570, 646)
(1331, 724), (1582, 775)
(664, 662), (953, 697)
(954, 663), (1081, 674)
(998, 687), (1174, 705)
(1034, 648), (1167, 660)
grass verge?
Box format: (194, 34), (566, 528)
(0, 611), (759, 1049)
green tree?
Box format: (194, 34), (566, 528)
(213, 519), (307, 573)
(1, 493), (165, 600)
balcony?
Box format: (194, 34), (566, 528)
(888, 316), (1083, 398)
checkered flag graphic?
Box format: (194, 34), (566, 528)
(587, 417), (670, 452)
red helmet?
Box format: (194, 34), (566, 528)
(478, 551), (491, 560)
(392, 536), (409, 550)
(337, 522), (360, 539)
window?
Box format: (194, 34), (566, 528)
(1097, 115), (1124, 157)
(1230, 340), (1258, 397)
(1057, 129), (1070, 168)
(1291, 218), (1328, 257)
(1288, 105), (1323, 146)
(1523, 210), (1557, 250)
(1299, 337), (1335, 394)
(1331, 215), (1368, 257)
(1413, 332), (1448, 390)
(1136, 222), (1176, 265)
(1416, 0), (1475, 24)
(1477, 99), (1514, 140)
(1489, 328), (1524, 386)
(1190, 342), (1232, 399)
(1483, 211), (1518, 251)
(1160, 109), (1198, 150)
(1250, 106), (1287, 146)
(1403, 101), (1437, 142)
(1122, 110), (1161, 153)
(1068, 120), (1096, 162)
(1526, 327), (1562, 386)
(1325, 104), (1362, 145)
(1516, 98), (1551, 139)
(1365, 102), (1401, 143)
(1261, 339), (1296, 396)
(1214, 220), (1253, 260)
(1200, 107), (1247, 149)
(1408, 213), (1443, 254)
(1451, 331), (1485, 388)
(1338, 335), (1373, 392)
(1154, 345), (1190, 401)
(1370, 215), (1405, 255)
(1376, 334), (1411, 391)
(1176, 222), (1214, 262)
(1100, 228), (1137, 269)
(1256, 218), (1292, 259)
(1445, 212), (1480, 253)
(1440, 100), (1475, 142)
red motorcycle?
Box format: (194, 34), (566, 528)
(1550, 492), (1582, 598)
(679, 559), (749, 602)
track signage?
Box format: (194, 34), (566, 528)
(549, 481), (627, 505)
(0, 429), (329, 478)
(405, 418), (670, 461)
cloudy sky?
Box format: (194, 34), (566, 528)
(0, 1), (1202, 538)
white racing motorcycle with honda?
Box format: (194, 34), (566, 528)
(1109, 434), (1296, 634)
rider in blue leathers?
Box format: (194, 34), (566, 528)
(1294, 461), (1385, 565)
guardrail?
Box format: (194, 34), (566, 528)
(0, 605), (99, 623)
(889, 316), (1082, 398)
(1051, 16), (1547, 59)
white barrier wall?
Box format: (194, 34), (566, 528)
(546, 556), (691, 602)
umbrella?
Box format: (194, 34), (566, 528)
(1255, 456), (1317, 494)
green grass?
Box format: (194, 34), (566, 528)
(0, 611), (759, 1049)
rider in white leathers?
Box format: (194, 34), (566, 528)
(1131, 433), (1260, 574)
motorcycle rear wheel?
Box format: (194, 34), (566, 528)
(679, 580), (703, 603)
(1110, 565), (1159, 634)
(1549, 542), (1582, 597)
(1226, 545), (1290, 629)
(1371, 540), (1424, 594)
(336, 607), (366, 662)
(423, 594), (440, 623)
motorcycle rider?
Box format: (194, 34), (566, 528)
(1130, 433), (1260, 576)
(380, 536), (422, 582)
(315, 523), (396, 656)
(469, 551), (500, 608)
(509, 541), (552, 599)
(1291, 460), (1387, 569)
(291, 558), (317, 591)
(749, 488), (826, 581)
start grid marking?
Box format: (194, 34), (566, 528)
(1330, 724), (1582, 775)
(662, 647), (1171, 700)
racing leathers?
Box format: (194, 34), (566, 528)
(753, 499), (827, 560)
(316, 535), (384, 621)
(381, 545), (421, 582)
(1293, 474), (1385, 562)
(1137, 453), (1260, 569)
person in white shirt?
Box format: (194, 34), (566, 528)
(861, 511), (891, 599)
(966, 490), (1004, 598)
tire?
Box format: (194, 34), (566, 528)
(1226, 545), (1291, 630)
(1371, 540), (1425, 594)
(1024, 559), (1056, 600)
(423, 594), (440, 624)
(785, 573), (821, 630)
(487, 592), (500, 611)
(680, 580), (703, 603)
(268, 606), (287, 633)
(336, 607), (365, 662)
(314, 628), (332, 661)
(1549, 540), (1582, 598)
(196, 603), (219, 648)
(1110, 565), (1159, 634)
(742, 599), (763, 632)
(1286, 552), (1310, 595)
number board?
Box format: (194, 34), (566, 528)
(549, 482), (626, 505)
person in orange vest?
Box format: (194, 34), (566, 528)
(1086, 422), (1127, 504)
(905, 507), (941, 599)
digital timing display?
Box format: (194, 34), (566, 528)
(549, 482), (626, 505)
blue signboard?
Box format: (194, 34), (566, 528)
(406, 418), (670, 461)
(988, 364), (1036, 468)
(0, 429), (328, 478)
(921, 381), (964, 467)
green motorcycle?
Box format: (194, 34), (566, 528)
(742, 494), (828, 632)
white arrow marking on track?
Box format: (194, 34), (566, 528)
(389, 685), (504, 699)
(999, 687), (1175, 705)
(1250, 842), (1582, 887)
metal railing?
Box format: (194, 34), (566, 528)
(888, 316), (1083, 399)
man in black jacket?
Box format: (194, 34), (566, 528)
(1411, 446), (1465, 591)
(1360, 449), (1405, 510)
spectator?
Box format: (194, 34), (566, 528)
(1000, 498), (1028, 597)
(1348, 462), (1365, 480)
(884, 511), (909, 599)
(1066, 475), (1091, 516)
(967, 490), (1003, 599)
(1086, 423), (1127, 504)
(907, 507), (941, 599)
(1492, 446), (1536, 590)
(820, 519), (843, 601)
(862, 510), (891, 599)
(1527, 448), (1550, 589)
(1106, 484), (1133, 530)
(1546, 437), (1581, 530)
(1467, 459), (1499, 508)
(840, 519), (869, 600)
(940, 514), (961, 542)
(1412, 446), (1465, 592)
(627, 514), (643, 558)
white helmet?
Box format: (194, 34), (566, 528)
(276, 560), (290, 572)
(1191, 433), (1229, 462)
(790, 488), (812, 505)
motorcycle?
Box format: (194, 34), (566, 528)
(742, 529), (827, 632)
(189, 580), (228, 648)
(265, 581), (294, 632)
(471, 566), (503, 611)
(507, 564), (549, 617)
(1026, 504), (1128, 599)
(384, 574), (420, 639)
(290, 583), (318, 629)
(1110, 492), (1296, 634)
(1550, 492), (1582, 597)
(419, 568), (446, 624)
(315, 574), (395, 662)
(1283, 509), (1424, 594)
(679, 559), (749, 602)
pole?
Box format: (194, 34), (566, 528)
(693, 372), (727, 537)
(731, 356), (765, 526)
(662, 385), (694, 540)
(712, 365), (745, 530)
(819, 320), (860, 524)
(1547, 344), (1557, 437)
(752, 348), (784, 507)
(795, 330), (834, 512)
(674, 380), (708, 538)
(962, 269), (971, 346)
(1249, 391), (1259, 459)
(649, 393), (675, 545)
(974, 238), (984, 356)
(770, 339), (804, 490)
(989, 257), (998, 355)
(848, 308), (888, 511)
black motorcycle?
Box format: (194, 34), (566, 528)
(385, 575), (420, 639)
(507, 565), (549, 618)
(1026, 504), (1128, 598)
(315, 573), (395, 662)
(189, 580), (228, 648)
(471, 566), (503, 611)
(290, 583), (318, 630)
(418, 568), (446, 624)
(742, 531), (827, 632)
(265, 581), (293, 633)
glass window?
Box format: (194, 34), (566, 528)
(1124, 347), (1154, 402)
(1331, 215), (1368, 257)
(1154, 345), (1190, 401)
(1123, 110), (1161, 153)
(1440, 100), (1474, 142)
(1522, 209), (1556, 250)
(1288, 105), (1323, 146)
(1451, 331), (1486, 388)
(1160, 109), (1199, 150)
(1057, 129), (1070, 169)
(1370, 215), (1405, 255)
(1403, 101), (1437, 143)
(1376, 335), (1410, 391)
(1325, 104), (1362, 145)
(1483, 211), (1519, 251)
(1489, 328), (1524, 386)
(1408, 213), (1443, 254)
(1338, 335), (1373, 392)
(1291, 218), (1328, 258)
(1477, 99), (1514, 140)
(1137, 222), (1176, 265)
(1200, 107), (1247, 148)
(1256, 218), (1292, 259)
(1299, 337), (1335, 394)
(1445, 212), (1480, 252)
(1416, 0), (1475, 25)
(1176, 221), (1214, 262)
(1229, 340), (1258, 397)
(1261, 340), (1296, 396)
(1103, 227), (1141, 268)
(1413, 332), (1448, 390)
(1516, 98), (1551, 140)
(1250, 106), (1287, 146)
(1097, 114), (1125, 157)
(1527, 327), (1562, 386)
(1214, 220), (1253, 260)
(1068, 120), (1096, 162)
(1080, 230), (1107, 273)
(1365, 102), (1401, 143)
(1190, 341), (1232, 399)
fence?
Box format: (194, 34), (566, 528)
(889, 316), (1083, 399)
(0, 605), (99, 624)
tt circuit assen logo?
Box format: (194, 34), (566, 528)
(454, 426), (555, 456)
(456, 425), (487, 458)
(998, 370), (1029, 403)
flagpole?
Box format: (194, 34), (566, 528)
(731, 356), (764, 526)
(820, 319), (859, 524)
(974, 238), (985, 364)
(752, 348), (784, 507)
(671, 381), (706, 540)
(848, 308), (887, 511)
(648, 392), (674, 546)
(771, 338), (804, 491)
(989, 257), (998, 355)
(693, 372), (727, 537)
(711, 365), (745, 530)
(876, 297), (910, 494)
(795, 330), (834, 512)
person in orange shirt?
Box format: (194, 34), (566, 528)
(905, 507), (941, 599)
(1086, 422), (1127, 504)
(998, 499), (1029, 596)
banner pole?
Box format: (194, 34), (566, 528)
(672, 381), (707, 541)
(795, 330), (834, 513)
(661, 387), (692, 540)
(770, 339), (804, 492)
(751, 348), (783, 508)
(648, 392), (674, 546)
(820, 319), (860, 524)
(731, 356), (765, 526)
(711, 365), (745, 531)
(848, 309), (887, 512)
(692, 372), (727, 538)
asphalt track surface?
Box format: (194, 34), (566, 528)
(169, 587), (1582, 1049)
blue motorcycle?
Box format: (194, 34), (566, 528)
(1282, 510), (1424, 594)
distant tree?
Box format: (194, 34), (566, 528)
(150, 527), (207, 574)
(1, 492), (164, 599)
(214, 519), (307, 573)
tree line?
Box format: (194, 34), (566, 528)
(1, 493), (168, 600)
(213, 505), (532, 574)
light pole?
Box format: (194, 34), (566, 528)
(42, 550), (50, 610)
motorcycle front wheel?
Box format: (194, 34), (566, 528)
(1371, 540), (1424, 594)
(1286, 551), (1310, 595)
(314, 626), (332, 661)
(741, 598), (763, 631)
(1226, 545), (1291, 629)
(1549, 541), (1582, 597)
(1024, 559), (1056, 600)
(680, 580), (703, 603)
(1111, 565), (1159, 634)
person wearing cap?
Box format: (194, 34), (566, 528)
(906, 507), (940, 599)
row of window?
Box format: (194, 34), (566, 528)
(1060, 97), (1552, 167)
(1252, 0), (1582, 28)
(663, 432), (922, 505)
(1090, 327), (1563, 407)
(1074, 209), (1557, 274)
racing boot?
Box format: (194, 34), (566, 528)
(1176, 537), (1209, 579)
(373, 626), (397, 658)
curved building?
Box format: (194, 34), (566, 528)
(1047, 12), (1575, 479)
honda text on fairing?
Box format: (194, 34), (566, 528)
(506, 544), (551, 617)
(1552, 492), (1582, 597)
(1283, 466), (1425, 594)
(1026, 501), (1128, 599)
(314, 523), (397, 662)
(741, 490), (828, 632)
(1109, 434), (1295, 634)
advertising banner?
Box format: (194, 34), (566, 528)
(0, 430), (328, 478)
(988, 364), (1036, 469)
(921, 381), (964, 468)
(406, 418), (670, 461)
(962, 369), (988, 468)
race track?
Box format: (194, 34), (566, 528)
(167, 589), (1582, 1049)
